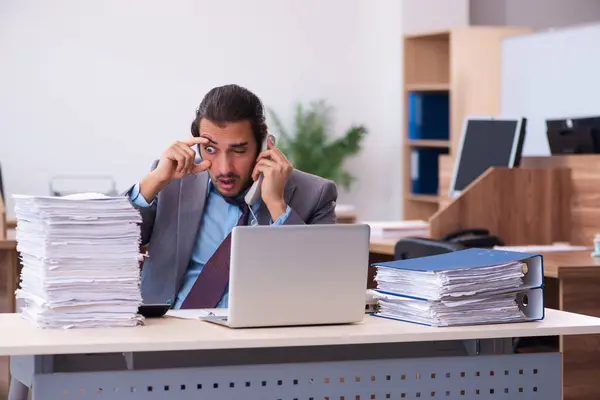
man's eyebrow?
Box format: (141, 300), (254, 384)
(199, 135), (217, 145)
(199, 135), (248, 148)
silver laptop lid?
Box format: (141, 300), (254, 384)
(227, 224), (370, 328)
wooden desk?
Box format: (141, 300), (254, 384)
(542, 251), (600, 400)
(2, 309), (597, 356)
(0, 239), (18, 398)
(369, 238), (600, 274)
(368, 235), (400, 257)
(4, 310), (600, 399)
(0, 239), (18, 314)
(541, 251), (600, 277)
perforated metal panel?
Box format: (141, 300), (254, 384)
(32, 352), (560, 400)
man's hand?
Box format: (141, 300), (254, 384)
(139, 137), (212, 203)
(252, 135), (293, 220)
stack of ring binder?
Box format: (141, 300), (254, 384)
(371, 248), (544, 327)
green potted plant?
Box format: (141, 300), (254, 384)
(267, 100), (368, 191)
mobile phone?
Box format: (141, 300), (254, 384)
(138, 304), (171, 318)
(244, 134), (273, 206)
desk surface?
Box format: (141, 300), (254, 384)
(0, 309), (599, 357)
(541, 251), (600, 278)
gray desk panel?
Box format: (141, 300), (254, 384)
(31, 351), (561, 400)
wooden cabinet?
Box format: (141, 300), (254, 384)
(402, 26), (532, 219)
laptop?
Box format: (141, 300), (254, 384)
(203, 223), (370, 328)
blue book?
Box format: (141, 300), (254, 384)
(408, 92), (449, 140)
(411, 147), (448, 195)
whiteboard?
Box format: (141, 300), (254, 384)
(501, 23), (600, 156)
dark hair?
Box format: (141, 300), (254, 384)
(191, 84), (267, 150)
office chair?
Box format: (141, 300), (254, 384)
(393, 237), (465, 261)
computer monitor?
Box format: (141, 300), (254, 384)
(572, 116), (600, 130)
(546, 116), (600, 154)
(449, 117), (526, 198)
(547, 125), (597, 154)
(546, 118), (570, 131)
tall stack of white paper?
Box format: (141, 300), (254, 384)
(13, 193), (144, 329)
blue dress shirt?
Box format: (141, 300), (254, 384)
(130, 180), (291, 308)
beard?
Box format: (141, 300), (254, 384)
(211, 172), (253, 199)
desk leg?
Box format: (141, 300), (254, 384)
(20, 340), (561, 400)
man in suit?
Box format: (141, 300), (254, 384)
(128, 84), (338, 308)
(8, 84), (338, 400)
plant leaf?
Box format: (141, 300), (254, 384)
(267, 100), (367, 190)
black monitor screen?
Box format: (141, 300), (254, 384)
(546, 116), (600, 154)
(571, 117), (600, 130)
(453, 119), (522, 193)
(546, 118), (571, 131)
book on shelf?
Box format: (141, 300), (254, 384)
(408, 92), (449, 140)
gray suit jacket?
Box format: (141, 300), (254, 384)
(128, 169), (338, 304)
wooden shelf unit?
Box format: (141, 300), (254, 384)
(407, 139), (450, 148)
(402, 26), (532, 220)
(405, 83), (451, 91)
(405, 194), (439, 203)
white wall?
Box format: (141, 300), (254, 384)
(402, 0), (469, 33)
(0, 0), (404, 220)
(501, 23), (600, 155)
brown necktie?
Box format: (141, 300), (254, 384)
(180, 200), (250, 309)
